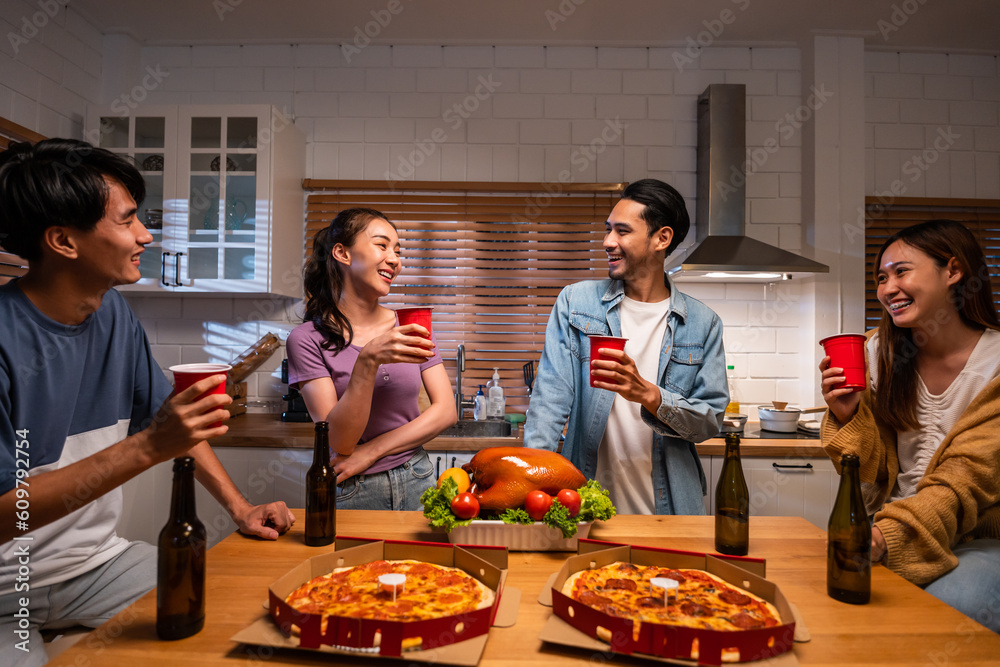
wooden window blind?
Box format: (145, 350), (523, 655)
(0, 117), (44, 284)
(864, 197), (1000, 330)
(303, 179), (626, 413)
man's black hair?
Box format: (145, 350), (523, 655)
(0, 138), (145, 261)
(620, 178), (690, 256)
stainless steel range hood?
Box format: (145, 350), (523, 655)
(666, 84), (828, 282)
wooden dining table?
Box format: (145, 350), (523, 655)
(51, 510), (1000, 666)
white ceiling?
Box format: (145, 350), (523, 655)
(72, 0), (1000, 53)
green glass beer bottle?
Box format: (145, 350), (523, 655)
(827, 453), (871, 604)
(305, 421), (336, 546)
(715, 432), (750, 555)
(157, 456), (206, 640)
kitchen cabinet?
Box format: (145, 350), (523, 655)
(431, 451), (476, 477)
(86, 105), (305, 296)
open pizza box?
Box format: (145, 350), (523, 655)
(231, 536), (518, 666)
(537, 539), (802, 667)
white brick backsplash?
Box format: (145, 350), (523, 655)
(775, 327), (803, 354)
(409, 142), (442, 180)
(622, 70), (671, 95)
(974, 77), (1000, 102)
(442, 46), (493, 68)
(866, 98), (899, 123)
(311, 143), (338, 177)
(439, 144), (467, 180)
(150, 345), (182, 369)
(467, 119), (517, 144)
(725, 283), (768, 300)
(520, 69), (571, 94)
(705, 300), (749, 327)
(62, 61), (100, 100)
(750, 198), (800, 225)
(389, 93), (441, 118)
(189, 45), (248, 68)
(519, 119), (571, 144)
(10, 92), (36, 129)
(546, 47), (597, 69)
(734, 379), (776, 408)
(467, 145), (492, 180)
(124, 296), (183, 319)
(950, 101), (998, 127)
(699, 48), (751, 72)
(976, 127), (1000, 152)
(213, 67), (263, 92)
(752, 145), (800, 173)
(391, 46), (442, 68)
(569, 146), (598, 181)
(182, 297), (234, 321)
(571, 70), (621, 94)
(495, 46), (545, 69)
(517, 145), (545, 181)
(239, 91), (293, 108)
(595, 95), (647, 119)
(779, 173), (801, 198)
(900, 52), (948, 75)
(0, 84), (12, 118)
(416, 68), (468, 93)
(416, 119), (465, 143)
(337, 143), (365, 179)
(950, 152), (976, 197)
(596, 146), (624, 182)
(264, 67), (295, 92)
(492, 145), (518, 180)
(724, 327), (776, 354)
(363, 144), (390, 179)
(364, 118), (414, 143)
(872, 73), (924, 99)
(949, 54), (998, 77)
(777, 72), (800, 97)
(624, 120), (673, 146)
(345, 45), (392, 68)
(923, 151), (950, 197)
(648, 95), (697, 121)
(468, 69), (517, 94)
(293, 44), (345, 67)
(924, 75), (972, 100)
(975, 154), (1000, 198)
(648, 48), (680, 70)
(647, 146), (690, 171)
(865, 52), (900, 74)
(314, 69), (366, 92)
(543, 145), (573, 181)
(746, 172), (779, 198)
(366, 68), (416, 92)
(313, 117), (364, 142)
(926, 125), (973, 151)
(726, 70), (777, 96)
(598, 48), (647, 70)
(748, 297), (802, 328)
(571, 119), (625, 145)
(675, 120), (697, 147)
(898, 99), (948, 124)
(293, 92), (339, 117)
(873, 123), (926, 149)
(494, 94), (543, 118)
(155, 318), (213, 345)
(544, 94), (594, 119)
(673, 70), (726, 95)
(336, 92), (387, 117)
(442, 92), (492, 121)
(748, 353), (799, 378)
(751, 48), (800, 71)
(751, 96), (802, 122)
(16, 39), (63, 82)
(679, 283), (725, 301)
(622, 146), (648, 182)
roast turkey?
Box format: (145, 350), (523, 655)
(462, 447), (587, 512)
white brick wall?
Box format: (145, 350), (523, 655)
(867, 51), (1000, 199)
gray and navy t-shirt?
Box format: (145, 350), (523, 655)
(0, 281), (172, 594)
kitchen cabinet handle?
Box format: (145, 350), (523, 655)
(435, 456), (441, 478)
(451, 456), (457, 468)
(161, 251), (171, 286)
(772, 462), (814, 472)
(174, 252), (185, 286)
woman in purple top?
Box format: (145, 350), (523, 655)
(286, 208), (457, 510)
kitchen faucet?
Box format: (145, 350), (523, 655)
(455, 344), (474, 420)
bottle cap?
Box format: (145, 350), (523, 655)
(314, 421), (329, 432)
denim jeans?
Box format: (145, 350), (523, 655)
(0, 540), (155, 666)
(922, 538), (1000, 633)
(335, 448), (435, 511)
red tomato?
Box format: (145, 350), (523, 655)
(524, 490), (553, 521)
(450, 492), (480, 519)
(555, 489), (581, 517)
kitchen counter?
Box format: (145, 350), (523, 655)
(213, 414), (826, 457)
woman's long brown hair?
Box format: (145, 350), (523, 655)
(302, 208), (394, 352)
(873, 219), (1000, 432)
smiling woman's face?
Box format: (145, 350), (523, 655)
(338, 217), (401, 298)
(876, 239), (961, 329)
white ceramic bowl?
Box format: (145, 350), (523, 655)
(758, 405), (802, 433)
(721, 413), (748, 433)
(445, 520), (592, 551)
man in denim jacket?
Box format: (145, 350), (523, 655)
(524, 179), (728, 515)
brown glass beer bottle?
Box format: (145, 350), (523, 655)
(715, 433), (750, 555)
(157, 456), (206, 640)
(827, 453), (871, 604)
(305, 421), (336, 546)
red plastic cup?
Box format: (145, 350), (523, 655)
(588, 335), (628, 387)
(819, 334), (867, 393)
(395, 306), (433, 339)
(169, 363), (232, 427)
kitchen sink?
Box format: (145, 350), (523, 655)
(437, 420), (512, 437)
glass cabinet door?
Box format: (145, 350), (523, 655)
(96, 111), (175, 287)
(178, 110), (267, 291)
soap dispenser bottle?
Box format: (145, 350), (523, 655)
(487, 368), (505, 421)
(473, 385), (487, 421)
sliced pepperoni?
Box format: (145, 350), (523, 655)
(636, 596), (666, 608)
(603, 578), (637, 591)
(719, 589), (752, 606)
(729, 612), (766, 629)
(616, 563), (640, 573)
(680, 601), (712, 617)
(578, 590), (614, 608)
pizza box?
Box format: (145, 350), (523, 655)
(230, 536), (518, 666)
(537, 539), (801, 666)
(445, 519), (593, 551)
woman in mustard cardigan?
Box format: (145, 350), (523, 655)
(819, 219), (1000, 632)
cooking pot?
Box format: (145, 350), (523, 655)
(721, 413), (747, 433)
(758, 405), (801, 433)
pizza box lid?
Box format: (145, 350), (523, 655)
(537, 540), (801, 666)
(230, 537), (516, 666)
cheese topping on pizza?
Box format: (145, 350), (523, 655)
(562, 562), (781, 634)
(285, 559), (495, 624)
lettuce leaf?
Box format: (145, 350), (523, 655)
(499, 508), (533, 525)
(419, 477), (474, 531)
(576, 479), (617, 523)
